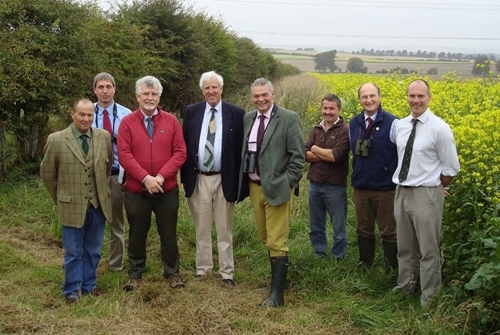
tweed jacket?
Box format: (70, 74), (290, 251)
(40, 125), (113, 228)
(238, 104), (305, 206)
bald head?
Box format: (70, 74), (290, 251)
(358, 83), (381, 116)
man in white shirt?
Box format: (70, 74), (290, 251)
(392, 79), (460, 307)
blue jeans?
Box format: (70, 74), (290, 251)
(308, 181), (348, 259)
(62, 206), (105, 298)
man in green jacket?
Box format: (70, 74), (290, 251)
(238, 78), (305, 307)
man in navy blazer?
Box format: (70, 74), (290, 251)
(181, 71), (245, 288)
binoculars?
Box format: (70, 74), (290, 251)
(243, 151), (257, 173)
(355, 138), (372, 157)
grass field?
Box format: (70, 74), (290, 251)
(1, 74), (496, 334)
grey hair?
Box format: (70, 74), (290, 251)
(199, 71), (223, 89)
(93, 72), (116, 88)
(135, 76), (163, 96)
(251, 78), (274, 92)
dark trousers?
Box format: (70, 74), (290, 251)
(124, 187), (180, 279)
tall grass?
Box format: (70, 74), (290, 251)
(0, 74), (490, 334)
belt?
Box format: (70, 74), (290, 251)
(111, 169), (120, 176)
(400, 185), (416, 188)
(250, 179), (262, 186)
(198, 170), (221, 176)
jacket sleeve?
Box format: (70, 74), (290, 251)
(40, 134), (58, 204)
(286, 112), (306, 188)
(331, 123), (350, 163)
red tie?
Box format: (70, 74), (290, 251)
(103, 110), (112, 135)
(366, 117), (373, 131)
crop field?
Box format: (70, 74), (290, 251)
(272, 50), (476, 78)
(280, 57), (474, 78)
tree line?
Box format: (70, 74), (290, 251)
(315, 49), (500, 77)
(351, 48), (497, 61)
(0, 0), (300, 176)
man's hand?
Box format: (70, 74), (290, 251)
(144, 175), (164, 194)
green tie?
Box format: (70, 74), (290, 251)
(398, 119), (418, 183)
(203, 108), (217, 170)
(81, 134), (89, 155)
(146, 117), (154, 138)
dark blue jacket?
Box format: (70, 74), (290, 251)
(349, 106), (398, 191)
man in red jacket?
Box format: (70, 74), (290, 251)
(118, 75), (187, 291)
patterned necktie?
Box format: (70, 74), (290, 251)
(366, 117), (373, 131)
(103, 110), (112, 135)
(146, 117), (154, 138)
(256, 115), (266, 175)
(398, 118), (418, 183)
(203, 108), (217, 171)
(256, 115), (266, 150)
(81, 134), (89, 155)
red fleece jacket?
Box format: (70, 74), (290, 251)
(118, 108), (187, 194)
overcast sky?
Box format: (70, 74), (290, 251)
(98, 0), (500, 54)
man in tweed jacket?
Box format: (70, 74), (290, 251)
(41, 98), (113, 304)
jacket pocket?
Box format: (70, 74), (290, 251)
(57, 193), (71, 203)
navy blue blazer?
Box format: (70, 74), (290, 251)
(181, 101), (245, 202)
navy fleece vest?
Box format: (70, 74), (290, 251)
(349, 107), (398, 191)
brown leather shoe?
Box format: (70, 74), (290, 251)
(66, 297), (78, 305)
(87, 287), (103, 296)
(124, 278), (142, 291)
(166, 274), (185, 288)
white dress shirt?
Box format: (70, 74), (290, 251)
(392, 109), (460, 186)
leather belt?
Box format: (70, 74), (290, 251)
(400, 185), (416, 188)
(250, 179), (262, 186)
(198, 170), (221, 176)
(111, 169), (120, 176)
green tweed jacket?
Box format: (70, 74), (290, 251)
(238, 105), (305, 206)
(40, 125), (113, 228)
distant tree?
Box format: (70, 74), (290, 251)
(422, 51), (428, 57)
(489, 54), (496, 61)
(438, 52), (446, 58)
(496, 60), (500, 73)
(381, 69), (388, 74)
(428, 52), (436, 58)
(427, 67), (438, 75)
(296, 48), (303, 51)
(314, 50), (338, 72)
(396, 50), (402, 56)
(401, 68), (409, 74)
(416, 50), (422, 57)
(409, 51), (414, 56)
(361, 48), (366, 55)
(346, 57), (367, 73)
(471, 55), (491, 76)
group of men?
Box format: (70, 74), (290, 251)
(40, 70), (459, 309)
(306, 80), (459, 307)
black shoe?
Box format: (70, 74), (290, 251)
(222, 279), (234, 288)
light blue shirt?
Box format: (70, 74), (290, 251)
(94, 101), (131, 170)
(197, 101), (223, 172)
